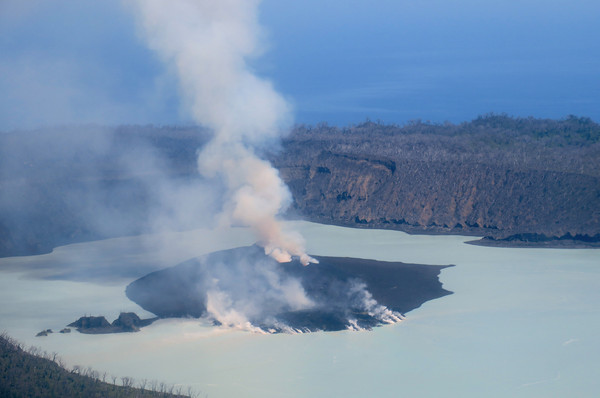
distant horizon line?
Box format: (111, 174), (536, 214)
(1, 112), (598, 134)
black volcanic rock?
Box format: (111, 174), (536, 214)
(68, 316), (111, 329)
(35, 329), (53, 337)
(68, 313), (157, 334)
(112, 312), (157, 331)
(126, 245), (453, 333)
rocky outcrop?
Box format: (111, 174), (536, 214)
(68, 316), (111, 330)
(68, 313), (157, 334)
(111, 312), (153, 332)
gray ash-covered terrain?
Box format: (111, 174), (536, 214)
(126, 245), (452, 333)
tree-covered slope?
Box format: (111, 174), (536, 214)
(0, 333), (194, 397)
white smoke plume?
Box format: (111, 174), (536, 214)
(129, 0), (317, 265)
(346, 281), (404, 326)
(200, 251), (315, 332)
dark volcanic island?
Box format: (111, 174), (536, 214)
(126, 245), (452, 333)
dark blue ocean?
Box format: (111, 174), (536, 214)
(0, 0), (598, 129)
(259, 0), (600, 125)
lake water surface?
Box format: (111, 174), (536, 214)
(1, 221), (599, 397)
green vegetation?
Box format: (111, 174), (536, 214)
(0, 333), (200, 398)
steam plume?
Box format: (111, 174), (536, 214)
(130, 0), (316, 265)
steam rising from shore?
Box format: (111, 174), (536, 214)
(130, 0), (316, 265)
(125, 246), (410, 334)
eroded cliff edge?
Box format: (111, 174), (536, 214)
(1, 115), (598, 257)
(271, 116), (600, 246)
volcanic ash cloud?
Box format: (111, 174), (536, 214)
(130, 0), (316, 265)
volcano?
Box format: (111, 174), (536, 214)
(126, 245), (453, 333)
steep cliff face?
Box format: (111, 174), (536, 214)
(272, 117), (600, 243)
(278, 157), (600, 239)
(1, 116), (598, 257)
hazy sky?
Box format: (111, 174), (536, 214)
(1, 0), (599, 130)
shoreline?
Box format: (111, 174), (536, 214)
(286, 215), (600, 249)
(1, 221), (598, 398)
(2, 217), (597, 261)
(465, 238), (600, 249)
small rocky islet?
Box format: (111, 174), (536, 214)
(36, 312), (157, 337)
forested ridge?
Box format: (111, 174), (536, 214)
(0, 333), (197, 397)
(0, 114), (598, 257)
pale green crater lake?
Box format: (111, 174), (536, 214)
(1, 221), (599, 398)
